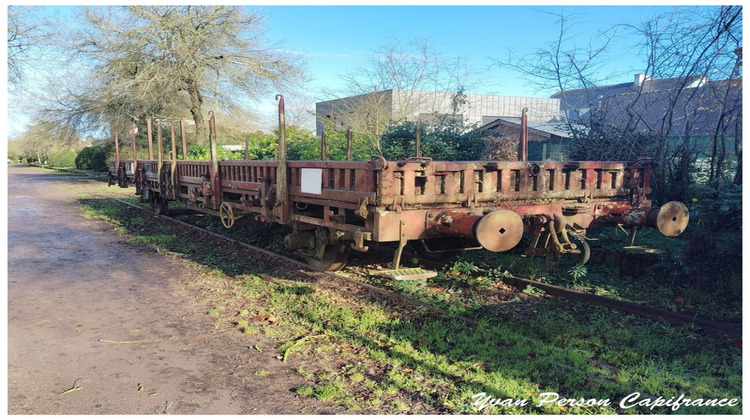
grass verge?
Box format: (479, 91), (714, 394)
(76, 191), (742, 414)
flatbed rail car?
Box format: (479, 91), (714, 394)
(110, 96), (689, 271)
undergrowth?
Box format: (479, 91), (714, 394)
(76, 194), (742, 414)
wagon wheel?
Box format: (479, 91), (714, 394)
(304, 228), (350, 271)
(306, 243), (350, 271)
(150, 192), (169, 215)
(117, 166), (128, 188)
(410, 238), (459, 263)
(140, 186), (150, 204)
(219, 202), (236, 229)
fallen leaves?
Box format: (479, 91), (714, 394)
(252, 313), (279, 323)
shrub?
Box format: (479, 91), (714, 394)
(380, 117), (485, 161)
(48, 150), (77, 168)
(75, 146), (110, 172)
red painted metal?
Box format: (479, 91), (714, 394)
(208, 112), (220, 208)
(180, 119), (188, 160)
(519, 107), (528, 161)
(321, 131), (327, 161)
(275, 95), (289, 224)
(146, 117), (154, 160)
(110, 107), (689, 270)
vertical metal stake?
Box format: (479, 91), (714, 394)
(346, 128), (353, 161)
(180, 120), (188, 160)
(320, 131), (327, 161)
(114, 132), (120, 169)
(156, 123), (164, 198)
(209, 112), (220, 208)
(519, 107), (528, 161)
(275, 95), (289, 223)
(130, 123), (138, 172)
(146, 117), (154, 160)
(416, 119), (422, 157)
(170, 121), (177, 197)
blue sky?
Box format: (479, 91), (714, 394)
(5, 4), (717, 136)
(256, 5), (685, 97)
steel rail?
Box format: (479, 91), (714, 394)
(106, 196), (731, 410)
(112, 199), (477, 326)
(498, 275), (741, 339)
(112, 198), (740, 340)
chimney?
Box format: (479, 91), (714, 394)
(634, 73), (651, 86)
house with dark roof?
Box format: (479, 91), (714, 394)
(552, 73), (742, 141)
(475, 73), (740, 163)
(475, 118), (582, 161)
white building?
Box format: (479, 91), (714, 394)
(316, 89), (560, 135)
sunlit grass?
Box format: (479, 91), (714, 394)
(75, 177), (742, 414)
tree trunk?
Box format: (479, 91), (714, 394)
(733, 121), (742, 185)
(187, 81), (207, 145)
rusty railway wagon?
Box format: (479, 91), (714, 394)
(109, 96), (689, 273)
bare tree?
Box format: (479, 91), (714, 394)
(52, 6), (305, 143)
(322, 37), (477, 142)
(7, 6), (42, 87)
(492, 10), (617, 141)
(493, 7), (742, 201)
(627, 6), (742, 195)
(16, 119), (81, 163)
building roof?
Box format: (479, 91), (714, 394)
(476, 118), (584, 140)
(551, 74), (710, 111)
(552, 75), (741, 137)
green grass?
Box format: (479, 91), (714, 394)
(73, 178), (742, 414)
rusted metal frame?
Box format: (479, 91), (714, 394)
(287, 161), (375, 194)
(371, 208), (431, 242)
(180, 120), (188, 160)
(111, 133), (125, 187)
(208, 112), (221, 209)
(221, 160), (278, 168)
(179, 162), (211, 178)
(146, 117), (154, 160)
(170, 121), (178, 200)
(391, 183), (627, 206)
(219, 180), (264, 191)
(415, 119), (422, 158)
(392, 220), (409, 269)
(290, 213), (366, 233)
(444, 188), (625, 203)
(369, 197), (643, 244)
(139, 160), (157, 173)
(130, 124), (138, 178)
(182, 201), (220, 217)
(320, 131), (327, 161)
(374, 169), (393, 207)
(156, 123), (166, 198)
(332, 168), (343, 190)
(287, 160), (372, 170)
(519, 107), (528, 161)
(114, 132), (120, 171)
(289, 187), (370, 204)
(275, 95), (289, 224)
(346, 128), (353, 161)
(395, 161), (633, 204)
(288, 195), (366, 211)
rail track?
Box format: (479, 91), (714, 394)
(110, 197), (741, 341)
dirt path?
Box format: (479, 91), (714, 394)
(7, 165), (338, 414)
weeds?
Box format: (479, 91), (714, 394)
(76, 182), (742, 415)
